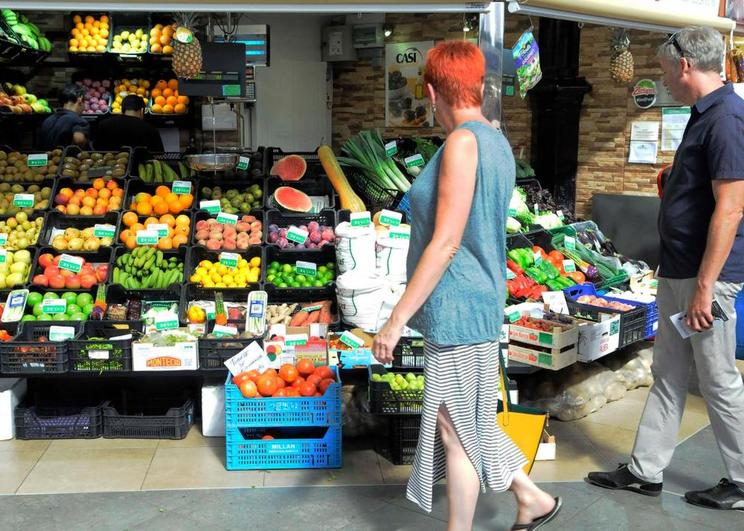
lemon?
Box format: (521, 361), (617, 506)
(210, 271), (222, 283)
(250, 257), (261, 268)
(216, 264), (228, 276)
(199, 260), (212, 270)
(195, 266), (207, 277)
(248, 272), (259, 284)
(203, 279), (215, 288)
(215, 282), (226, 288)
(222, 274), (234, 285)
(189, 273), (201, 283)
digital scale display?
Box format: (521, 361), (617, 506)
(214, 25), (270, 67)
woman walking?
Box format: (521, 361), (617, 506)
(372, 41), (561, 531)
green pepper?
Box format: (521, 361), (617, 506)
(556, 276), (575, 288)
(546, 279), (565, 291)
(507, 248), (533, 270)
(524, 266), (548, 285)
(537, 260), (560, 280)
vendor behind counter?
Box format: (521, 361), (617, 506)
(93, 95), (164, 152)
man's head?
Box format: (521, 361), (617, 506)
(657, 27), (724, 105)
(59, 84), (86, 114)
(122, 95), (146, 118)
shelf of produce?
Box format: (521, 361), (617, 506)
(185, 246), (262, 290)
(265, 177), (336, 214)
(195, 179), (265, 213)
(265, 209), (336, 251)
(191, 209), (264, 251)
(110, 245), (186, 292)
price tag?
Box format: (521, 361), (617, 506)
(286, 226), (308, 244)
(565, 235), (576, 251)
(508, 208), (517, 217)
(12, 194), (34, 208)
(59, 254), (84, 273)
(200, 200), (221, 215)
(295, 261), (317, 277)
(507, 311), (521, 323)
(236, 156), (250, 171)
(385, 141), (398, 158)
(404, 154), (425, 168)
(88, 349), (110, 360)
(506, 268), (516, 280)
(557, 210), (564, 221)
(389, 226), (411, 240)
(150, 223), (169, 238)
(27, 153), (48, 167)
(340, 330), (364, 349)
(563, 259), (576, 273)
(541, 291), (569, 315)
(172, 181), (192, 195)
(301, 304), (323, 313)
(379, 209), (402, 226)
(216, 212), (238, 226)
(534, 203), (539, 215)
(213, 324), (239, 337)
(41, 298), (67, 315)
(94, 224), (116, 238)
(350, 211), (371, 227)
(285, 333), (308, 346)
(0, 248), (6, 264)
(154, 312), (179, 331)
(0, 233), (7, 246)
(220, 252), (239, 269)
(49, 325), (76, 341)
(533, 252), (543, 266)
(136, 230), (159, 246)
(249, 300), (264, 318)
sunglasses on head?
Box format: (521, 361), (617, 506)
(667, 32), (687, 58)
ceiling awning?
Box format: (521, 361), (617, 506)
(3, 0), (489, 13)
(508, 0), (737, 34)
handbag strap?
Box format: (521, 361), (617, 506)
(499, 348), (511, 424)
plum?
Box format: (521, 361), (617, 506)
(268, 223), (279, 232)
(306, 242), (317, 249)
(309, 230), (321, 244)
(276, 237), (289, 249)
(295, 244), (306, 249)
(321, 228), (334, 242)
(278, 228), (288, 238)
(299, 225), (308, 232)
(307, 221), (320, 232)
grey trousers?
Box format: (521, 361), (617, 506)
(629, 277), (744, 484)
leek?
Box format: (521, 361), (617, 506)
(338, 129), (411, 193)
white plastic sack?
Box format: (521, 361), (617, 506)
(336, 271), (386, 329)
(335, 221), (377, 277)
(376, 233), (409, 283)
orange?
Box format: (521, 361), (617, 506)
(144, 216), (158, 227)
(176, 95), (189, 105)
(179, 194), (193, 209)
(160, 213), (176, 227)
(119, 229), (131, 243)
(168, 79), (178, 90)
(174, 103), (187, 114)
(151, 88), (161, 99)
(156, 79), (167, 89)
(92, 178), (105, 190)
(150, 104), (162, 114)
(162, 88), (173, 98)
(165, 96), (177, 107)
(134, 192), (152, 203)
(161, 104), (174, 114)
(168, 201), (182, 215)
(162, 45), (173, 55)
(122, 211), (138, 227)
(125, 234), (137, 250)
(175, 214), (190, 227)
(155, 185), (170, 198)
(130, 222), (145, 234)
(172, 234), (188, 248)
(153, 201), (169, 215)
(136, 202), (152, 216)
(164, 192), (179, 204)
(159, 34), (169, 46)
(154, 95), (166, 106)
(157, 237), (173, 250)
(174, 224), (190, 236)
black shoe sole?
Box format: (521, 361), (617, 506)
(584, 477), (662, 497)
(684, 495), (744, 511)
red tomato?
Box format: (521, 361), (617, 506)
(317, 378), (334, 395)
(246, 370), (260, 383)
(299, 382), (316, 397)
(232, 372), (252, 386)
(257, 375), (279, 397)
(313, 366), (334, 380)
(548, 250), (565, 262)
(239, 380), (258, 398)
(261, 435), (274, 440)
(278, 363), (299, 384)
(262, 368), (278, 378)
(306, 374), (322, 387)
(285, 387), (300, 397)
(274, 378), (286, 390)
(272, 388), (288, 397)
(291, 376), (306, 388)
(296, 358), (315, 377)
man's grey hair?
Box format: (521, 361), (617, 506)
(657, 26), (724, 74)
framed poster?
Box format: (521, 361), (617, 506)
(385, 41), (434, 128)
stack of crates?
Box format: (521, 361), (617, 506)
(223, 367), (343, 470)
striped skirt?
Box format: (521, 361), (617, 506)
(406, 340), (527, 513)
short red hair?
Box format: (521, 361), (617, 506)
(423, 40), (485, 108)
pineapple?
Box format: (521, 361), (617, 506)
(609, 28), (634, 84)
(172, 13), (202, 79)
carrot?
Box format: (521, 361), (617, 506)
(289, 311), (309, 327)
(305, 311), (320, 324)
(318, 301), (333, 324)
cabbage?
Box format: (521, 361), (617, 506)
(510, 191), (534, 226)
(507, 217), (522, 233)
(533, 213), (563, 230)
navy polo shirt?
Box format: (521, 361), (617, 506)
(38, 109), (89, 150)
(658, 83), (744, 282)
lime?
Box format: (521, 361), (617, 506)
(62, 292), (78, 305)
(266, 274), (275, 283)
(278, 282), (288, 288)
(69, 312), (86, 321)
(32, 302), (43, 317)
(43, 292), (58, 300)
(269, 261), (280, 271)
(296, 274), (306, 283)
(326, 262), (335, 270)
(37, 313), (52, 321)
(302, 281), (312, 288)
(77, 293), (93, 307)
(314, 280), (324, 287)
(318, 266), (328, 275)
(52, 313), (68, 321)
(281, 264), (292, 274)
(82, 303), (94, 316)
(27, 292), (43, 307)
(67, 304), (81, 315)
(290, 281), (300, 288)
(21, 314), (35, 322)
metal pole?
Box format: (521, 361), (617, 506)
(479, 2), (505, 125)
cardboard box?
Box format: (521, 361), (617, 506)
(508, 318), (579, 349)
(264, 323), (328, 366)
(327, 329), (376, 368)
(508, 341), (578, 371)
(201, 384), (225, 437)
(577, 315), (621, 363)
(132, 340), (199, 371)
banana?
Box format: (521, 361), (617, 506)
(162, 163), (178, 183)
(153, 160), (163, 183)
(177, 162), (189, 180)
(143, 256), (155, 271)
(138, 163), (146, 181)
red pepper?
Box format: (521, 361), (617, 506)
(506, 259), (524, 276)
(532, 246), (549, 260)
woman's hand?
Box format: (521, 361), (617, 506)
(372, 319), (404, 364)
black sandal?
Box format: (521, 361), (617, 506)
(511, 497), (562, 531)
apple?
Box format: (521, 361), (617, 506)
(48, 274), (65, 289)
(65, 275), (81, 289)
(38, 253), (54, 269)
(32, 274), (47, 287)
(95, 264), (108, 283)
(79, 273), (97, 289)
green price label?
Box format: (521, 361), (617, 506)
(508, 208), (517, 217)
(155, 318), (179, 331)
(27, 153), (48, 167)
(136, 230), (159, 246)
(295, 260), (317, 277)
(12, 194), (34, 208)
(301, 305), (323, 313)
(59, 254), (83, 273)
(200, 200), (221, 215)
(216, 212), (238, 226)
(213, 324), (238, 337)
(0, 249), (6, 264)
(508, 311), (521, 323)
(0, 233), (7, 246)
(340, 331), (364, 349)
(285, 333), (308, 346)
(565, 236), (576, 251)
(172, 181), (192, 195)
(287, 226), (308, 244)
(389, 226), (411, 240)
(150, 224), (169, 238)
(41, 299), (67, 315)
(219, 252), (239, 269)
(385, 141), (398, 158)
(533, 252), (542, 266)
(556, 210), (564, 221)
(49, 325), (75, 342)
(563, 259), (576, 273)
(94, 224), (116, 238)
(379, 209), (402, 226)
(404, 154), (425, 168)
(350, 211), (371, 227)
(222, 84), (241, 97)
(236, 156), (250, 171)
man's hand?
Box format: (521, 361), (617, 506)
(372, 319), (404, 365)
(686, 285), (714, 332)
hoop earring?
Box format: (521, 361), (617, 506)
(432, 104), (437, 113)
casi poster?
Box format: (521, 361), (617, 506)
(385, 41), (434, 128)
(512, 30), (542, 99)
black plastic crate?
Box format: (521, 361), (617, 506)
(102, 396), (194, 439)
(0, 321), (83, 374)
(59, 145), (133, 181)
(195, 179), (265, 212)
(376, 415), (421, 465)
(110, 245), (187, 292)
(264, 246), (336, 295)
(265, 177), (336, 214)
(31, 246), (113, 286)
(368, 365), (424, 415)
(265, 209), (336, 251)
(191, 209), (264, 250)
(21, 285), (98, 324)
(0, 146), (66, 181)
(68, 320), (143, 372)
(392, 337), (425, 369)
(15, 403), (103, 439)
(130, 147), (193, 182)
(0, 179), (55, 216)
(123, 179), (194, 217)
(185, 246), (262, 290)
(199, 322), (256, 370)
(51, 177), (128, 217)
(39, 210), (120, 249)
(106, 284), (182, 322)
(345, 168), (400, 214)
(0, 210), (48, 252)
(266, 289), (340, 329)
(66, 12), (113, 56)
(179, 283), (253, 326)
(109, 13), (151, 56)
(267, 147), (324, 180)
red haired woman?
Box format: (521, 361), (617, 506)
(372, 40), (561, 531)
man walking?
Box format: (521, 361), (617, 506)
(587, 26), (744, 511)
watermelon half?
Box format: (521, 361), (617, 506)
(272, 186), (313, 213)
(270, 154), (307, 181)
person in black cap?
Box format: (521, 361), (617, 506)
(94, 94), (164, 152)
(38, 83), (89, 150)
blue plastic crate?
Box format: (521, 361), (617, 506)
(224, 366), (342, 428)
(736, 290), (744, 360)
(225, 425), (342, 470)
(396, 191), (411, 223)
